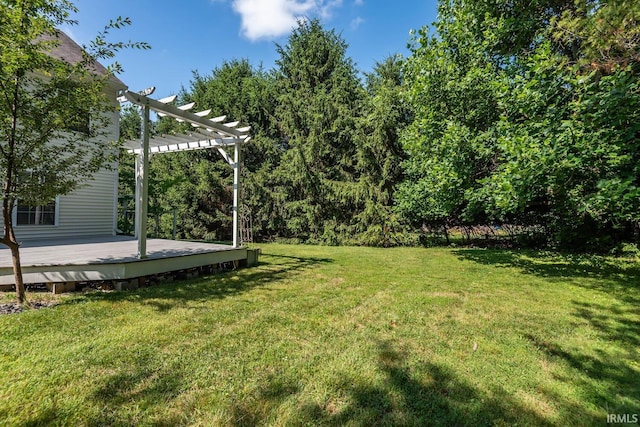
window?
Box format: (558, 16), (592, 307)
(60, 83), (91, 135)
(16, 200), (57, 226)
(14, 170), (59, 226)
(67, 108), (90, 134)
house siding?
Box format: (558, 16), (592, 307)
(15, 168), (117, 240)
(7, 32), (127, 242)
(14, 107), (121, 241)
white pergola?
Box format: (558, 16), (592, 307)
(121, 90), (251, 259)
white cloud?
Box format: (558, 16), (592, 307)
(354, 0), (364, 5)
(350, 16), (364, 30)
(232, 0), (343, 41)
(318, 0), (343, 19)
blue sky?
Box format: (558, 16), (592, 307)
(66, 0), (439, 99)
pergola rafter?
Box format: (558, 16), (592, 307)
(121, 90), (251, 259)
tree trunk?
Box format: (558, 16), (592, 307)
(443, 226), (451, 245)
(2, 185), (28, 305)
(3, 66), (27, 305)
(8, 240), (27, 305)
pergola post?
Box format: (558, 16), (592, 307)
(136, 104), (151, 259)
(232, 142), (241, 248)
(134, 156), (140, 238)
(122, 90), (250, 254)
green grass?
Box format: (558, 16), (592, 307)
(0, 244), (638, 426)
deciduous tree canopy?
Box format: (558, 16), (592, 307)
(397, 0), (639, 249)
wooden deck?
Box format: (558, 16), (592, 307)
(0, 236), (251, 285)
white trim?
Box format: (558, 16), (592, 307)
(112, 167), (119, 235)
(122, 91), (246, 137)
(232, 143), (240, 248)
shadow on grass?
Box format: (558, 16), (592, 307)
(229, 340), (553, 426)
(523, 299), (640, 418)
(87, 367), (187, 426)
(572, 300), (640, 348)
(231, 372), (302, 426)
(455, 249), (640, 422)
(17, 350), (192, 426)
(526, 328), (640, 419)
(12, 368), (187, 426)
(453, 249), (640, 304)
(74, 253), (333, 312)
(8, 253), (332, 425)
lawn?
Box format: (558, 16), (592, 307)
(0, 244), (638, 426)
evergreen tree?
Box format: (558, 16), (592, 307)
(354, 55), (412, 246)
(274, 19), (362, 242)
(140, 59), (281, 241)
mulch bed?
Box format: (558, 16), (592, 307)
(0, 300), (58, 315)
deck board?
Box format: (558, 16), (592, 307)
(0, 236), (248, 285)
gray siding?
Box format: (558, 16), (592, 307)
(8, 37), (126, 242)
(14, 107), (120, 241)
(15, 168), (118, 241)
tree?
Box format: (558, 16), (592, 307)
(397, 2), (501, 238)
(399, 0), (639, 249)
(274, 19), (363, 243)
(353, 55), (412, 246)
(182, 60), (283, 241)
(0, 0), (148, 304)
(470, 42), (640, 248)
(552, 0), (640, 72)
(116, 104), (142, 234)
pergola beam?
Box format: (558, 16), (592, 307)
(232, 143), (240, 248)
(123, 91), (244, 138)
(124, 137), (240, 155)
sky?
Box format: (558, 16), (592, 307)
(65, 0), (439, 100)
